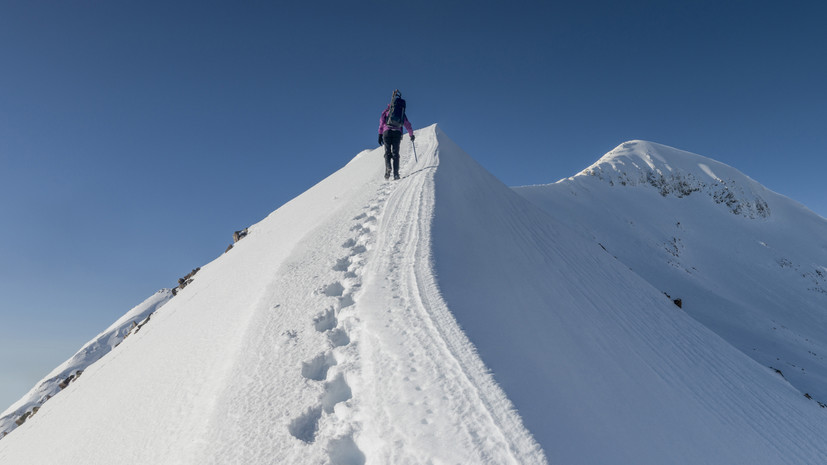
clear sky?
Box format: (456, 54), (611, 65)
(1, 0), (825, 411)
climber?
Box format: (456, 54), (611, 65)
(378, 89), (415, 180)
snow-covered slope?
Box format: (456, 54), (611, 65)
(0, 289), (173, 438)
(2, 130), (827, 464)
(516, 140), (827, 406)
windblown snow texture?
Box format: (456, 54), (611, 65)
(2, 129), (827, 465)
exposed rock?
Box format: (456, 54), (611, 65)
(175, 268), (202, 293)
(58, 370), (84, 390)
(14, 412), (30, 427)
(663, 292), (683, 308)
(133, 314), (152, 334)
(233, 228), (249, 243)
(58, 374), (75, 390)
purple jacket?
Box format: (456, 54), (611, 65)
(379, 104), (414, 136)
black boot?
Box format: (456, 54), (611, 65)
(392, 154), (400, 180)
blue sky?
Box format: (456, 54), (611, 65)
(1, 0), (825, 410)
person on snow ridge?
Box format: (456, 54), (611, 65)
(378, 91), (414, 180)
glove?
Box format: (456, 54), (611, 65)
(378, 134), (384, 146)
(410, 134), (415, 142)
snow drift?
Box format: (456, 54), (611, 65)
(2, 128), (827, 464)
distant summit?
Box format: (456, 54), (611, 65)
(579, 140), (771, 218)
(518, 138), (827, 414)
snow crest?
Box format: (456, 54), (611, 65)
(582, 140), (771, 218)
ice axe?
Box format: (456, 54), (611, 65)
(411, 136), (418, 163)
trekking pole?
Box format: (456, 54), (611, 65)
(411, 137), (418, 163)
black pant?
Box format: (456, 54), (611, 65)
(383, 130), (402, 177)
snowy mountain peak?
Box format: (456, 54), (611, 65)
(580, 140), (772, 218)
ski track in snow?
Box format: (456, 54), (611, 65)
(354, 136), (544, 464)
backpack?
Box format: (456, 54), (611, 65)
(386, 90), (406, 129)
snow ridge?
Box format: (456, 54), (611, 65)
(581, 140), (771, 218)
